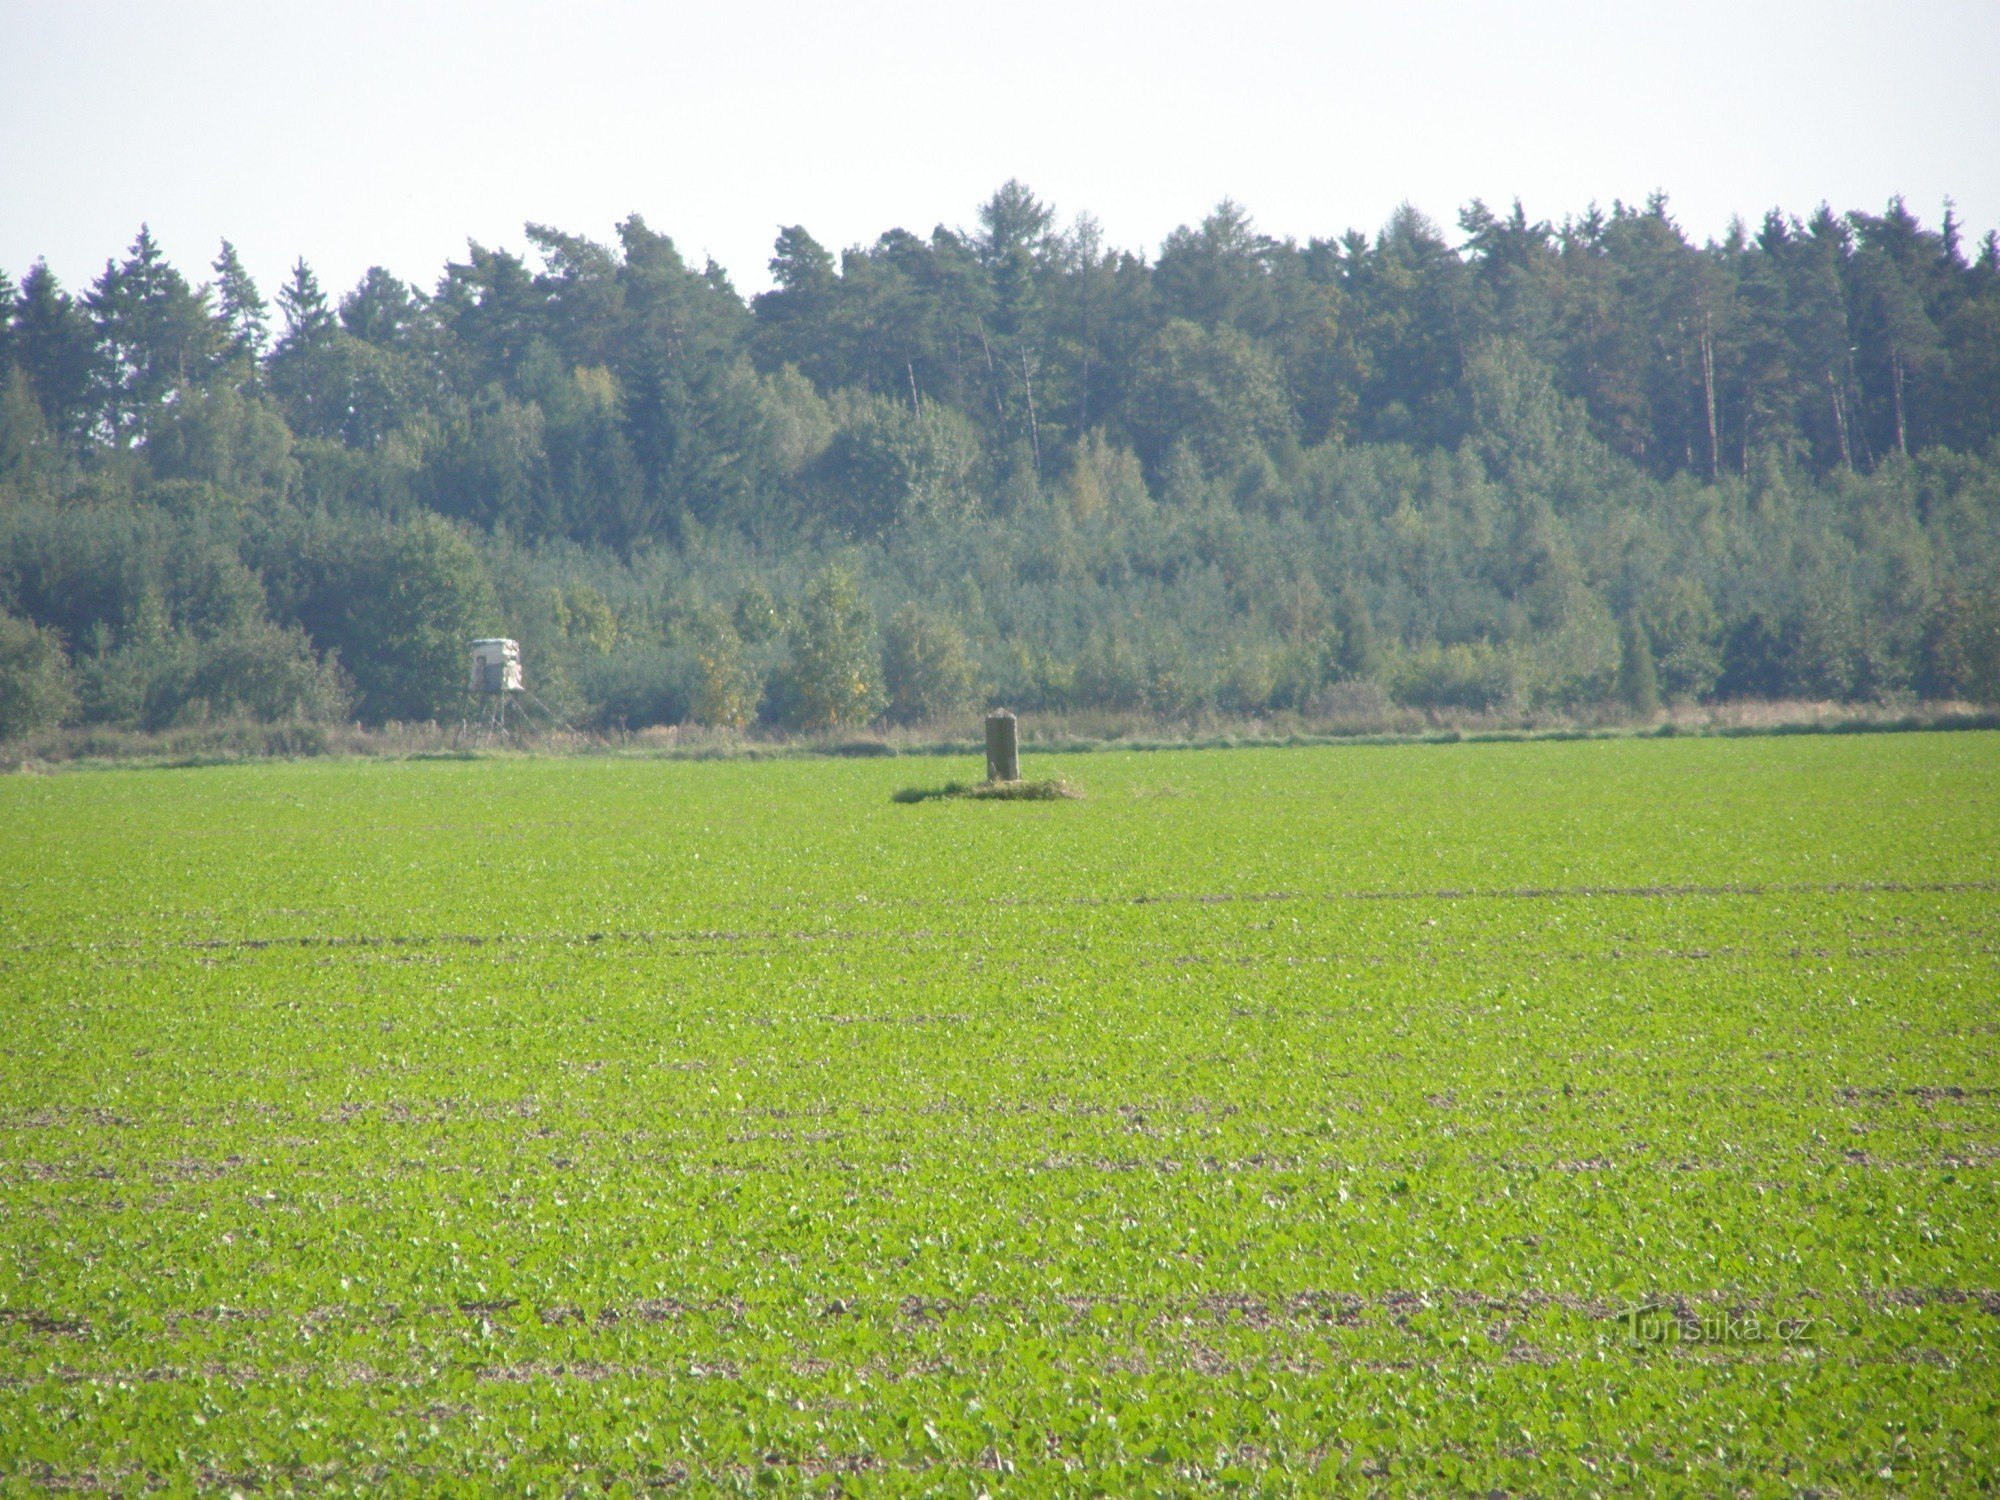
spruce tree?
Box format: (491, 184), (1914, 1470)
(1618, 614), (1661, 715)
(212, 240), (268, 365)
(10, 261), (95, 442)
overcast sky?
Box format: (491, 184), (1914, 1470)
(4, 0), (1997, 308)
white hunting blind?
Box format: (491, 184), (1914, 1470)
(469, 638), (523, 694)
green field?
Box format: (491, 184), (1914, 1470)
(3, 735), (1997, 1495)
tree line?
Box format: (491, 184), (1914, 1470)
(2, 184), (1997, 740)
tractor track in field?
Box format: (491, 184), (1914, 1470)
(9, 877), (1993, 959)
(1095, 878), (2000, 907)
(0, 1336), (1886, 1398)
(6, 1284), (1996, 1347)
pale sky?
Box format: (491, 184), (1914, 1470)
(4, 0), (1997, 309)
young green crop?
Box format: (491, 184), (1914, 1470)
(1, 733), (1997, 1494)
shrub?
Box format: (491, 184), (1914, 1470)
(1918, 584), (2000, 704)
(1391, 642), (1518, 712)
(74, 621), (347, 731)
(339, 514), (496, 723)
(578, 640), (693, 729)
(774, 565), (882, 732)
(690, 608), (760, 728)
(181, 621), (350, 725)
(0, 612), (77, 739)
(882, 604), (975, 725)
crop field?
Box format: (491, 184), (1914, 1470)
(2, 733), (1998, 1495)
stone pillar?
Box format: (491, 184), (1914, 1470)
(985, 709), (1020, 783)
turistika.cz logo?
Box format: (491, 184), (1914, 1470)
(1618, 1302), (1817, 1346)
